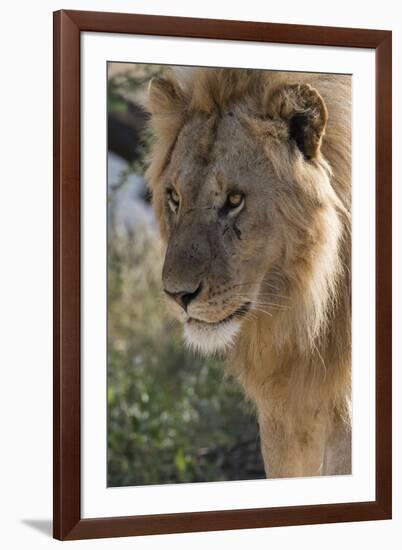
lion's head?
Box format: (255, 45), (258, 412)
(146, 68), (346, 354)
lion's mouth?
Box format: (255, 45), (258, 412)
(187, 302), (251, 328)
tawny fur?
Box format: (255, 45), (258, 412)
(146, 68), (351, 478)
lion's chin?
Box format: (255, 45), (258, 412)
(183, 318), (241, 355)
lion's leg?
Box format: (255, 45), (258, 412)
(322, 419), (351, 475)
(257, 411), (328, 479)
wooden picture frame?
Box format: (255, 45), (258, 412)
(53, 9), (392, 540)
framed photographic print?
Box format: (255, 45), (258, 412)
(53, 10), (392, 540)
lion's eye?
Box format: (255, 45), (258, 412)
(225, 193), (244, 215)
(227, 193), (243, 207)
(167, 188), (180, 212)
(220, 192), (245, 218)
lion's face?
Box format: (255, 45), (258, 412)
(159, 111), (286, 352)
(148, 70), (333, 354)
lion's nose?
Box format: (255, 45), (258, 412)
(164, 283), (202, 311)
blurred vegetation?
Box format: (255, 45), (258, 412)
(107, 63), (265, 487)
(107, 63), (163, 113)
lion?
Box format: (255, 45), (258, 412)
(146, 67), (351, 478)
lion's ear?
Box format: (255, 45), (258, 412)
(148, 76), (186, 114)
(148, 76), (187, 140)
(267, 84), (328, 160)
